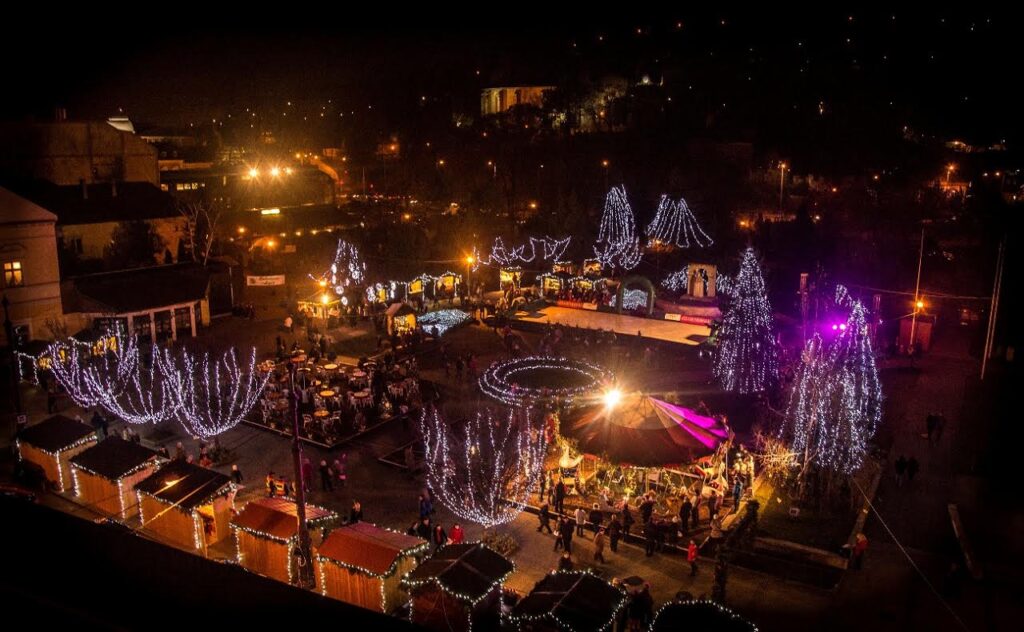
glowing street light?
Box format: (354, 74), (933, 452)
(915, 300), (925, 310)
(945, 163), (957, 183)
(602, 388), (622, 408)
(270, 166), (281, 177)
(320, 294), (331, 305)
(248, 167), (260, 179)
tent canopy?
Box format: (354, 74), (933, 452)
(565, 394), (728, 467)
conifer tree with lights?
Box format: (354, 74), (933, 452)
(713, 247), (778, 394)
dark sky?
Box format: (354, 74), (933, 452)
(3, 8), (1021, 146)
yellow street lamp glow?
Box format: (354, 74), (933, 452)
(321, 294), (331, 305)
(601, 159), (610, 168)
(603, 388), (622, 408)
(266, 240), (276, 248)
(466, 255), (475, 264)
(915, 300), (924, 310)
(318, 279), (327, 288)
(284, 167), (293, 175)
(248, 167), (259, 178)
(237, 226), (246, 234)
(270, 166), (281, 177)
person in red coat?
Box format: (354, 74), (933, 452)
(449, 523), (465, 544)
(687, 539), (699, 576)
(851, 533), (868, 569)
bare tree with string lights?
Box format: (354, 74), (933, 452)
(156, 347), (269, 439)
(420, 406), (546, 531)
(713, 247), (778, 393)
(47, 330), (137, 412)
(593, 185), (642, 271)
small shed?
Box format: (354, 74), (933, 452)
(316, 521), (428, 613)
(506, 571), (628, 632)
(231, 497), (338, 584)
(404, 542), (514, 632)
(70, 437), (162, 518)
(17, 415), (98, 492)
(135, 460), (235, 556)
(385, 303), (418, 336)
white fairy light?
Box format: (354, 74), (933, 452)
(420, 408), (546, 530)
(646, 195), (713, 248)
(418, 309), (472, 336)
(476, 236), (571, 268)
(611, 288), (648, 310)
(313, 238), (366, 293)
(662, 265), (690, 291)
(713, 248), (778, 393)
(478, 356), (612, 408)
(156, 347), (269, 439)
(593, 185), (642, 271)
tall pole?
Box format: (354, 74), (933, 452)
(981, 238), (1005, 380)
(908, 227), (925, 354)
(779, 163), (787, 210)
(288, 361), (314, 589)
(2, 295), (23, 415)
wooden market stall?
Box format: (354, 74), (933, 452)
(385, 303), (418, 336)
(231, 497), (337, 584)
(17, 415), (98, 492)
(134, 459), (235, 556)
(404, 542), (514, 632)
(506, 571), (628, 632)
(70, 437), (162, 519)
(316, 521), (428, 613)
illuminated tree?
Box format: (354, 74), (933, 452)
(713, 248), (777, 393)
(156, 347), (269, 439)
(646, 195), (713, 248)
(315, 238), (366, 293)
(420, 406), (546, 530)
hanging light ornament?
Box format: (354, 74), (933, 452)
(593, 185), (642, 271)
(156, 347), (269, 439)
(646, 195), (714, 248)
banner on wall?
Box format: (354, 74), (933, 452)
(246, 275), (286, 286)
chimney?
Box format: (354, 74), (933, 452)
(111, 180), (118, 197)
(80, 178), (88, 200)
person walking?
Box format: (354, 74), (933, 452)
(622, 505), (635, 537)
(691, 495), (701, 531)
(558, 552), (574, 572)
(907, 456), (920, 483)
(265, 471), (275, 497)
(707, 490), (719, 521)
(851, 533), (868, 569)
(230, 464), (243, 485)
(731, 477), (744, 511)
(588, 504), (604, 536)
(644, 520), (658, 557)
(554, 517), (566, 551)
(894, 455), (908, 487)
(608, 515), (622, 553)
(348, 500), (363, 524)
(560, 517), (574, 554)
(319, 459), (334, 492)
(301, 456), (314, 493)
(537, 503), (553, 534)
(575, 506), (587, 537)
(687, 539), (699, 576)
(554, 479), (566, 515)
(449, 523), (465, 544)
(593, 528), (607, 564)
(432, 524), (447, 552)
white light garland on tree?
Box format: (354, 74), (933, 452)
(611, 288), (649, 310)
(662, 266), (690, 292)
(646, 195), (714, 248)
(418, 309), (472, 336)
(313, 238), (366, 293)
(593, 186), (642, 271)
(779, 289), (883, 475)
(478, 356), (612, 407)
(713, 248), (778, 393)
(420, 407), (546, 530)
(156, 347), (270, 439)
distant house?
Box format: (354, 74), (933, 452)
(480, 86), (554, 116)
(0, 186), (63, 345)
(61, 263), (211, 342)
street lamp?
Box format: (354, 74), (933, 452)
(908, 227), (926, 354)
(945, 163), (956, 183)
(601, 159), (610, 191)
(778, 162), (788, 210)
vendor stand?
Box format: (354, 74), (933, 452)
(506, 570), (627, 632)
(385, 303), (417, 336)
(231, 497), (337, 584)
(70, 437), (162, 518)
(16, 415), (98, 493)
(135, 460), (235, 556)
(316, 521), (428, 613)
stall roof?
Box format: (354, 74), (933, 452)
(318, 521), (427, 575)
(385, 303), (417, 317)
(18, 415), (96, 453)
(404, 543), (513, 603)
(651, 601), (757, 631)
(232, 497), (336, 541)
(511, 571), (627, 632)
(134, 460), (232, 510)
(70, 437), (160, 480)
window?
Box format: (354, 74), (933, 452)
(3, 261), (24, 287)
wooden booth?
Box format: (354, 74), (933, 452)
(17, 415), (98, 493)
(552, 261), (578, 276)
(316, 521), (428, 613)
(404, 542), (514, 632)
(70, 437), (162, 519)
(135, 460), (235, 556)
(507, 570), (628, 632)
(581, 259), (603, 276)
(232, 497), (337, 584)
(434, 271), (462, 295)
(499, 266), (523, 291)
(385, 303), (418, 336)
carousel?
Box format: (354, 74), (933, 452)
(553, 392), (736, 520)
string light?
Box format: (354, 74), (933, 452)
(420, 407), (546, 529)
(474, 236), (571, 270)
(313, 238), (366, 293)
(16, 431), (97, 494)
(478, 356), (612, 408)
(231, 498), (338, 585)
(504, 569), (628, 632)
(646, 195), (713, 248)
(417, 309), (472, 336)
(156, 347), (269, 438)
(713, 248), (778, 393)
(611, 288), (649, 310)
(662, 265), (690, 291)
(650, 599), (760, 631)
(593, 185), (642, 271)
(401, 542), (515, 607)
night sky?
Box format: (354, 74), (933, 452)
(3, 9), (1021, 147)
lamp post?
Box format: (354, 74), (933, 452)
(908, 227), (925, 354)
(287, 361), (315, 589)
(601, 159), (610, 191)
(778, 162), (788, 211)
(2, 295), (23, 414)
